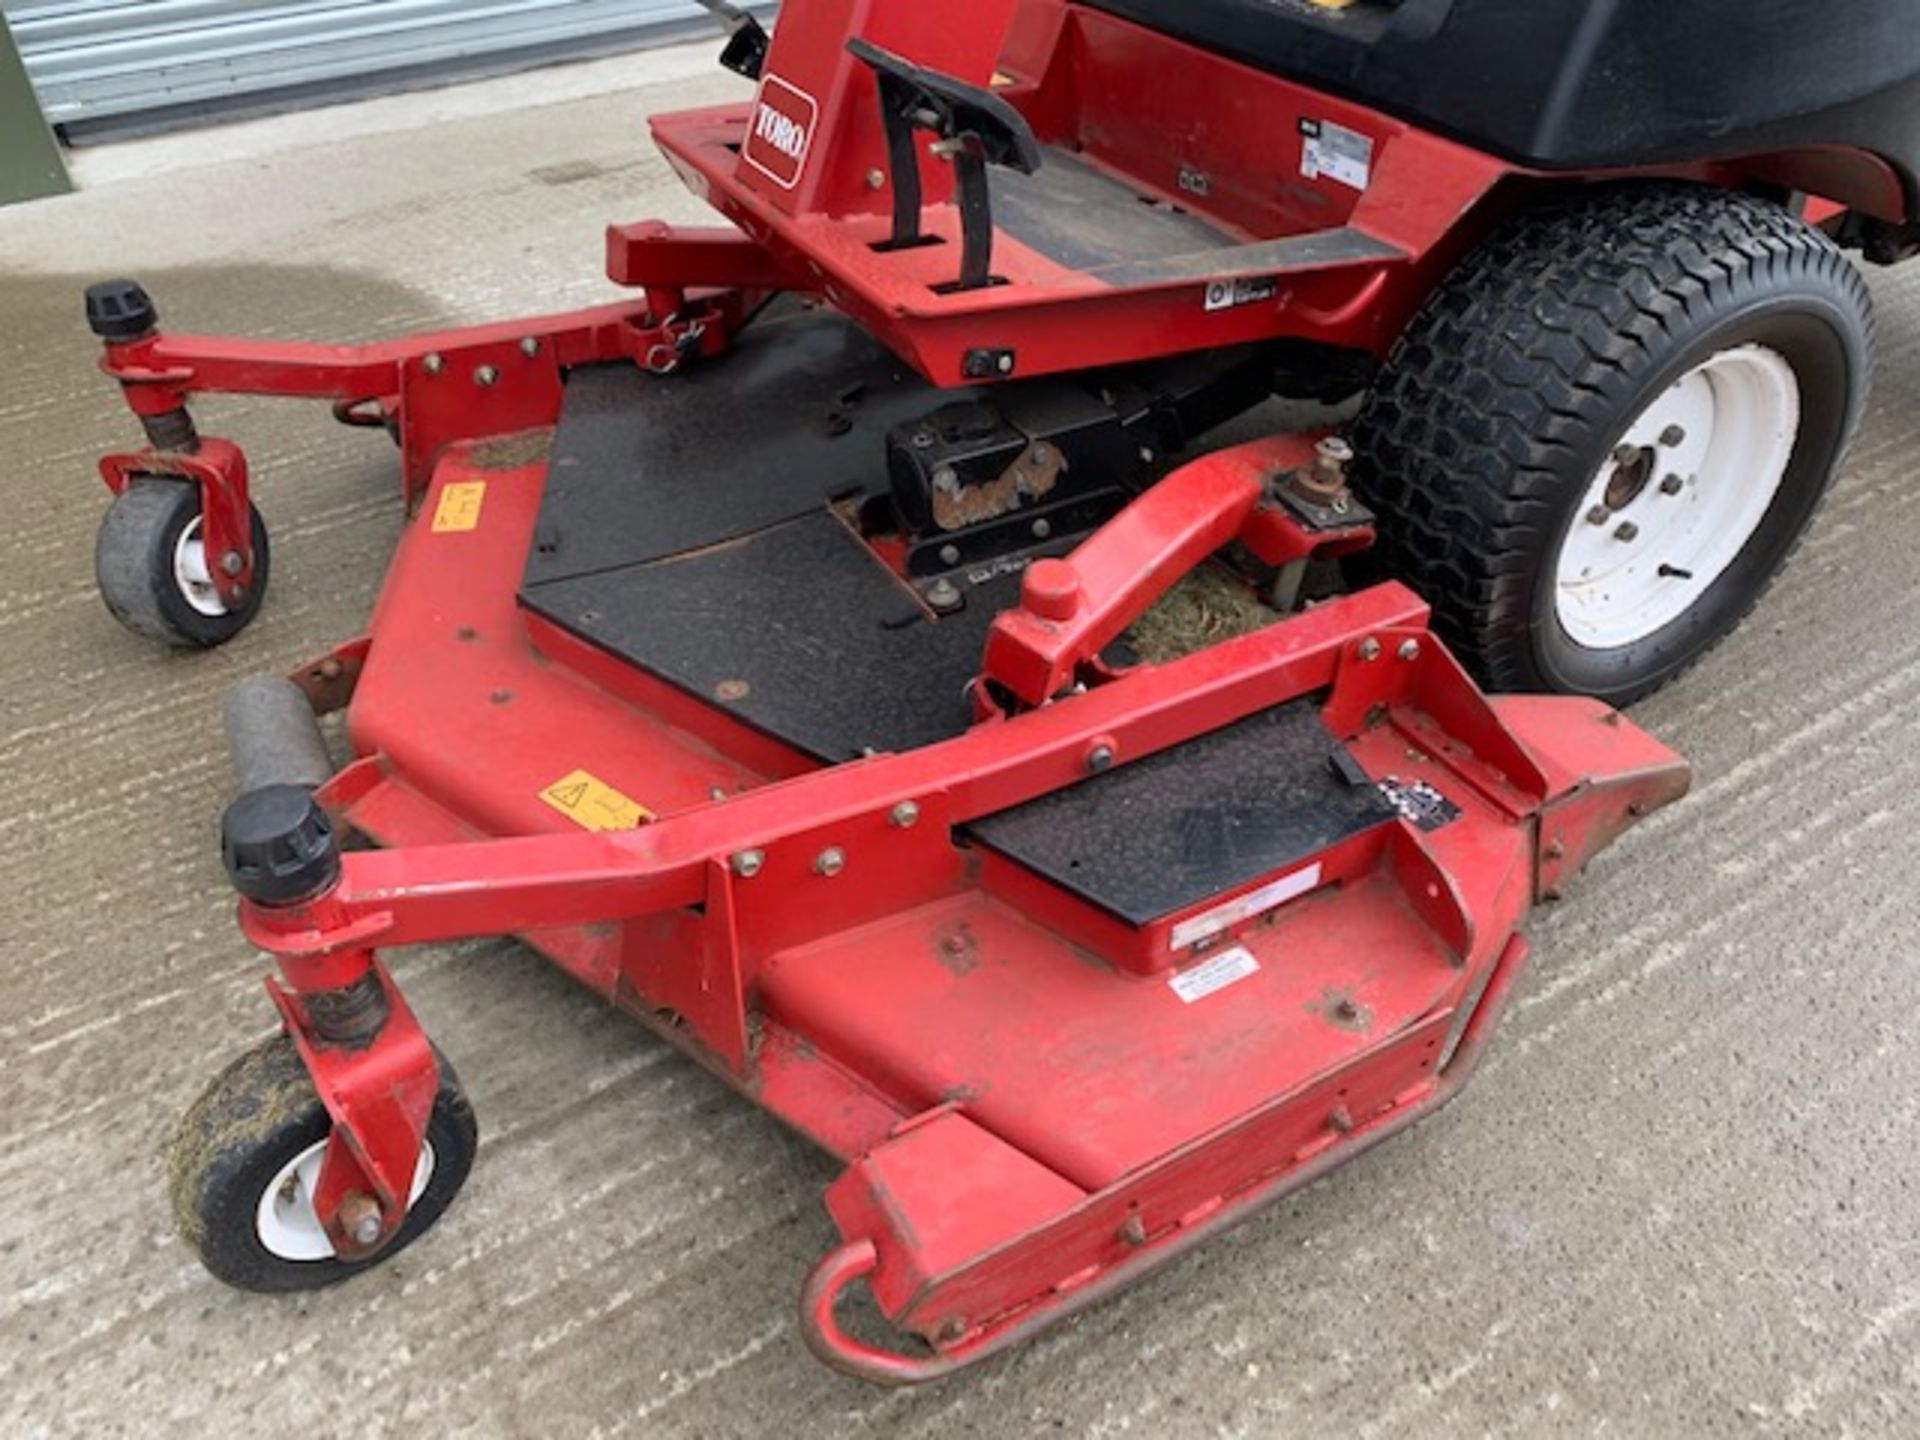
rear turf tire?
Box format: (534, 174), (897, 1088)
(1352, 183), (1872, 704)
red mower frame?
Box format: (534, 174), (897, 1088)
(88, 0), (1723, 1383)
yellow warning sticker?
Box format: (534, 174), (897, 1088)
(432, 481), (488, 533)
(539, 769), (653, 832)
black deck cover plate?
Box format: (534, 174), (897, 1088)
(529, 511), (1019, 760)
(524, 306), (949, 585)
(965, 698), (1396, 926)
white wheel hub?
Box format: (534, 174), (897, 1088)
(1555, 344), (1801, 650)
(255, 1138), (437, 1263)
(172, 516), (230, 618)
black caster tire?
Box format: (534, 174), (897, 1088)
(1353, 182), (1872, 705)
(168, 1035), (477, 1294)
(95, 477), (270, 648)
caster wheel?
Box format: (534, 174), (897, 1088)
(168, 1035), (477, 1294)
(1354, 182), (1872, 705)
(95, 477), (270, 648)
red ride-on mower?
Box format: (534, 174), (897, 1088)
(86, 0), (1909, 1381)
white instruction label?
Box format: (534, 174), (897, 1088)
(1203, 275), (1280, 313)
(1170, 863), (1323, 952)
(1169, 947), (1261, 1004)
(1300, 119), (1373, 191)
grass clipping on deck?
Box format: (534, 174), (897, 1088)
(1123, 563), (1279, 664)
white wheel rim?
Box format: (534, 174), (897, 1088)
(255, 1140), (437, 1263)
(1554, 344), (1801, 650)
(172, 517), (230, 618)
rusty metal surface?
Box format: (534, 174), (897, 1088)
(930, 439), (1064, 531)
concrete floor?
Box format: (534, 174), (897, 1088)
(4, 45), (1920, 1440)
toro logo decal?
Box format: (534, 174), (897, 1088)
(743, 74), (818, 189)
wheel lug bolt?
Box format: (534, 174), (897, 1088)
(220, 550), (244, 576)
(1587, 506), (1612, 526)
(1659, 425), (1686, 448)
(1659, 475), (1685, 496)
(1614, 522), (1640, 542)
(1611, 444), (1639, 465)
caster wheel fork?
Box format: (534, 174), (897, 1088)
(172, 786), (477, 1293)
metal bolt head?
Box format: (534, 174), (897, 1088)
(1031, 518), (1052, 540)
(520, 336), (542, 358)
(1614, 521), (1640, 542)
(938, 544), (962, 567)
(865, 167), (887, 190)
(422, 353), (446, 376)
(1315, 435), (1354, 466)
(1357, 637), (1383, 662)
(1086, 744), (1115, 774)
(1611, 443), (1639, 465)
(219, 550), (244, 577)
(997, 354), (1014, 374)
(1397, 638), (1422, 662)
(925, 578), (963, 613)
(1659, 474), (1685, 496)
(475, 365), (500, 388)
(890, 801), (921, 829)
(1659, 424), (1686, 448)
(815, 847), (846, 877)
(338, 1193), (384, 1248)
(1586, 505), (1613, 526)
(730, 849), (765, 879)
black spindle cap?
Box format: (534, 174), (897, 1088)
(221, 785), (342, 906)
(85, 279), (158, 342)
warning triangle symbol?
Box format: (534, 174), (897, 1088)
(549, 781), (590, 810)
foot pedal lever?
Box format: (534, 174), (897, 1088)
(847, 38), (1042, 292)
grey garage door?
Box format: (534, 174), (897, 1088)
(4, 0), (738, 140)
